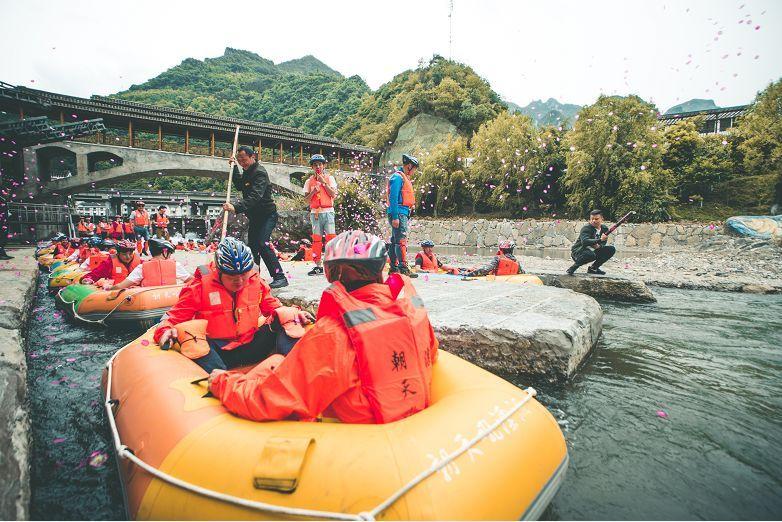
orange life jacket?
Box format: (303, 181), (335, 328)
(55, 244), (74, 259)
(196, 265), (261, 345)
(175, 243), (185, 251)
(123, 222), (134, 234)
(140, 258), (178, 287)
(385, 170), (415, 209)
(110, 221), (123, 234)
(416, 251), (439, 272)
(155, 214), (169, 228)
(99, 222), (110, 232)
(77, 245), (90, 262)
(299, 246), (313, 261)
(317, 275), (435, 424)
(77, 222), (88, 233)
(110, 254), (141, 283)
(88, 252), (109, 271)
(307, 175), (335, 209)
(495, 254), (520, 276)
(133, 209), (150, 226)
(86, 223), (96, 233)
(136, 240), (144, 254)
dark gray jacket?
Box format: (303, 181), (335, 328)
(571, 224), (609, 256)
(232, 162), (276, 218)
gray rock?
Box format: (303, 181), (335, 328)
(538, 273), (657, 303)
(273, 264), (602, 381)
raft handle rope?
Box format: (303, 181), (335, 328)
(104, 345), (536, 520)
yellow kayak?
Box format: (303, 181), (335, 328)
(104, 331), (568, 520)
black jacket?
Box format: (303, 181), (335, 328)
(232, 162), (276, 218)
(571, 223), (609, 256)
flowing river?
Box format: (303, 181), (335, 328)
(25, 276), (782, 520)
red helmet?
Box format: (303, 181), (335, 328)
(498, 239), (516, 253)
(116, 239), (135, 252)
(324, 230), (387, 284)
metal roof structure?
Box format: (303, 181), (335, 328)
(657, 105), (749, 126)
(0, 82), (376, 155)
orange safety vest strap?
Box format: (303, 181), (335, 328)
(416, 251), (438, 271)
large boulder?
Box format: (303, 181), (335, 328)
(380, 113), (458, 167)
(724, 215), (782, 239)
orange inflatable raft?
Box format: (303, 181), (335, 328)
(55, 284), (183, 330)
(102, 330), (569, 520)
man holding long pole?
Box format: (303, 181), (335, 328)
(223, 145), (288, 289)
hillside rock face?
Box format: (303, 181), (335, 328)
(380, 113), (458, 167)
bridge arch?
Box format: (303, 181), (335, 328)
(87, 151), (123, 172)
(34, 145), (76, 183)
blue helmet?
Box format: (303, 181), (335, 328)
(402, 153), (419, 167)
(309, 154), (327, 165)
(215, 237), (254, 274)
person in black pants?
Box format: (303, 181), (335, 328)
(567, 209), (616, 275)
(222, 145), (288, 288)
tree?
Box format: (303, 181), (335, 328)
(414, 137), (471, 216)
(733, 78), (782, 177)
(469, 112), (561, 215)
(562, 95), (673, 221)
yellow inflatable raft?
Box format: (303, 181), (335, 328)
(474, 274), (544, 285)
(103, 331), (568, 520)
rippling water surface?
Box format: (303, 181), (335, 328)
(25, 276), (782, 520)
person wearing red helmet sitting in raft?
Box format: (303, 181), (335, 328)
(80, 239), (141, 285)
(109, 238), (192, 290)
(386, 154), (418, 278)
(463, 240), (525, 277)
(289, 238), (313, 261)
(208, 230), (439, 424)
(303, 154), (337, 276)
(154, 237), (313, 373)
(53, 237), (75, 259)
(414, 240), (461, 274)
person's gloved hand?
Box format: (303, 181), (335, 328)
(158, 328), (178, 348)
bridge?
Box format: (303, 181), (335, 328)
(0, 81), (377, 199)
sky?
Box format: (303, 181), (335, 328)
(0, 0), (780, 113)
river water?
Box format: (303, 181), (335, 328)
(25, 276), (782, 520)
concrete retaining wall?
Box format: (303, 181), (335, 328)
(0, 248), (38, 520)
(404, 218), (721, 250)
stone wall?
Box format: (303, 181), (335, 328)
(403, 218), (721, 250)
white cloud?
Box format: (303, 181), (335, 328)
(1, 0), (780, 113)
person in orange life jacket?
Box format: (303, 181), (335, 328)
(155, 206), (170, 240)
(130, 201), (151, 244)
(85, 217), (96, 236)
(197, 239), (207, 252)
(109, 216), (124, 240)
(222, 146), (288, 289)
(206, 239), (218, 253)
(303, 154), (337, 277)
(386, 153), (418, 278)
(54, 237), (75, 259)
(154, 237), (313, 374)
(414, 240), (461, 274)
(208, 230), (439, 423)
(175, 239), (185, 251)
(464, 240), (525, 277)
(122, 217), (135, 240)
(80, 240), (141, 286)
(289, 238), (313, 262)
(73, 237), (107, 270)
(77, 217), (90, 237)
(96, 217), (109, 239)
(186, 239), (197, 251)
(109, 238), (192, 290)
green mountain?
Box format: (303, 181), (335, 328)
(665, 98), (718, 114)
(335, 55), (505, 151)
(277, 55), (342, 77)
(112, 47), (369, 137)
(506, 98), (581, 128)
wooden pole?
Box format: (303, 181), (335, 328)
(210, 132), (215, 156)
(128, 120), (134, 147)
(221, 125), (241, 241)
(158, 125), (163, 150)
(185, 129), (190, 154)
(258, 139), (262, 161)
(279, 142), (283, 164)
(337, 150), (341, 172)
(299, 145), (303, 165)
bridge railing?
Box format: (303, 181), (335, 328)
(72, 134), (375, 173)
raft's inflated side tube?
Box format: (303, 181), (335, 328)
(475, 274), (544, 285)
(48, 267), (86, 292)
(57, 284), (183, 330)
(37, 254), (58, 270)
(104, 332), (568, 520)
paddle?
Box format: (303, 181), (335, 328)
(221, 125), (241, 241)
(606, 211), (636, 235)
